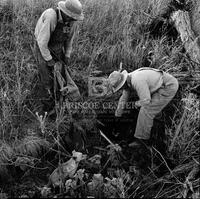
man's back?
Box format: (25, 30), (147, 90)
(34, 8), (57, 39)
(129, 69), (164, 94)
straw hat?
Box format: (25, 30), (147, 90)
(58, 0), (84, 21)
(108, 70), (128, 93)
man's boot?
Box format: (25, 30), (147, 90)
(128, 138), (151, 148)
(129, 138), (152, 171)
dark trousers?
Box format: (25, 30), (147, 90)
(34, 42), (81, 110)
(34, 42), (56, 112)
(34, 42), (54, 90)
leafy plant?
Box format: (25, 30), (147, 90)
(15, 136), (51, 157)
(0, 0), (200, 198)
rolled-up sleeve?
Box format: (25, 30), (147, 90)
(35, 10), (56, 61)
(115, 89), (130, 117)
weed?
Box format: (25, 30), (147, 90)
(0, 0), (199, 198)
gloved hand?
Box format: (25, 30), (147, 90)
(115, 109), (123, 117)
(54, 61), (62, 72)
(47, 59), (56, 67)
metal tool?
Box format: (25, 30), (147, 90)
(99, 130), (127, 160)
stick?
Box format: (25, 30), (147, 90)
(99, 130), (115, 146)
(171, 10), (200, 70)
(99, 130), (127, 160)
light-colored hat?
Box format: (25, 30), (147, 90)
(108, 70), (128, 93)
(58, 0), (84, 21)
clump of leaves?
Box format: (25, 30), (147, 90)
(15, 136), (51, 158)
(87, 173), (104, 198)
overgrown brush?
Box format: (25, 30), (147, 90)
(168, 92), (200, 162)
(0, 0), (199, 198)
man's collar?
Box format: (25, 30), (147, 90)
(57, 8), (75, 26)
(57, 8), (64, 23)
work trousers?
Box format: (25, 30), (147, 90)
(33, 42), (56, 111)
(34, 42), (81, 105)
(134, 72), (179, 140)
(34, 42), (67, 90)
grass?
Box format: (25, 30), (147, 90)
(0, 0), (199, 198)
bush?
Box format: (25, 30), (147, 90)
(0, 0), (199, 198)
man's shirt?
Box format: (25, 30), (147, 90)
(115, 68), (164, 117)
(34, 8), (77, 61)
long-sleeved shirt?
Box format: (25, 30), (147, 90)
(115, 68), (164, 117)
(34, 8), (77, 61)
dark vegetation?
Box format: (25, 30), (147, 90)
(0, 0), (199, 198)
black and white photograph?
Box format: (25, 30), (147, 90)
(0, 0), (199, 198)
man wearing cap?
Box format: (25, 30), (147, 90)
(34, 0), (84, 112)
(108, 67), (179, 147)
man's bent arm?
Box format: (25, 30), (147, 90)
(36, 12), (56, 61)
(115, 89), (130, 117)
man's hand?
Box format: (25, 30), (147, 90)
(115, 109), (123, 117)
(54, 61), (62, 72)
(47, 59), (56, 67)
(135, 100), (141, 108)
(135, 99), (151, 108)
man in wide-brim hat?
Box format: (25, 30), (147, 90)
(34, 0), (84, 113)
(107, 67), (179, 147)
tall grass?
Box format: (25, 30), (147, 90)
(73, 0), (138, 74)
(0, 0), (199, 197)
